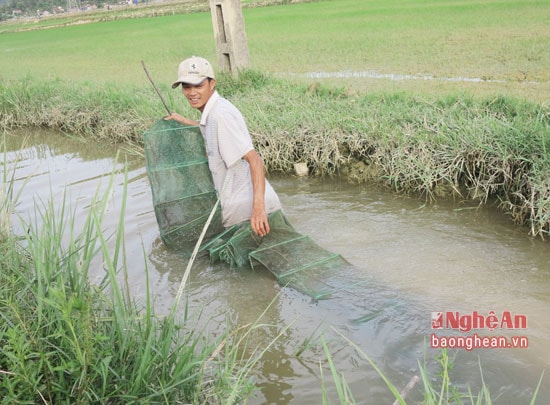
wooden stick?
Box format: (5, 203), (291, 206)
(141, 60), (172, 115)
(392, 374), (420, 405)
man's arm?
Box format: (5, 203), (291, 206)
(164, 112), (199, 126)
(242, 149), (270, 237)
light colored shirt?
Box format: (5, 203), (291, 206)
(199, 91), (282, 227)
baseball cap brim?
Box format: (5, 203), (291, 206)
(171, 75), (208, 88)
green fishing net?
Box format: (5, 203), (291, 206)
(202, 210), (357, 300)
(144, 119), (357, 300)
(143, 119), (224, 252)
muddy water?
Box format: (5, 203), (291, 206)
(3, 130), (550, 404)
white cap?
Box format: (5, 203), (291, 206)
(172, 56), (215, 88)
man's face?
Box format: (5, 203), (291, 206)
(182, 78), (216, 112)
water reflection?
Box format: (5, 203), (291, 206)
(283, 70), (544, 85)
(2, 130), (549, 404)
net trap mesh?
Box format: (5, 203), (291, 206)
(144, 119), (363, 300)
(143, 119), (225, 252)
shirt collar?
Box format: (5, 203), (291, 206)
(200, 91), (220, 126)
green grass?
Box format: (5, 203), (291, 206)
(246, 0), (549, 78)
(0, 0), (548, 101)
(0, 149), (269, 403)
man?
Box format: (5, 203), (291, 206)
(165, 56), (282, 237)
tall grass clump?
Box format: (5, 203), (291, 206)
(0, 137), (18, 239)
(0, 157), (265, 403)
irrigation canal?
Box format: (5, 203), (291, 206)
(3, 129), (549, 404)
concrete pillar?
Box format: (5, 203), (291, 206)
(209, 0), (250, 77)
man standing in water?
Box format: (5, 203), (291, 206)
(165, 56), (282, 237)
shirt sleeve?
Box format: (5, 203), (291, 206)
(216, 112), (254, 168)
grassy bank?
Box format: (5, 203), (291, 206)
(0, 0), (548, 237)
(1, 74), (549, 237)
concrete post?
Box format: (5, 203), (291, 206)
(209, 0), (250, 77)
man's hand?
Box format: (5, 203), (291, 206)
(251, 208), (270, 237)
(243, 150), (270, 237)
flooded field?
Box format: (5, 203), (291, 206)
(3, 129), (549, 404)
